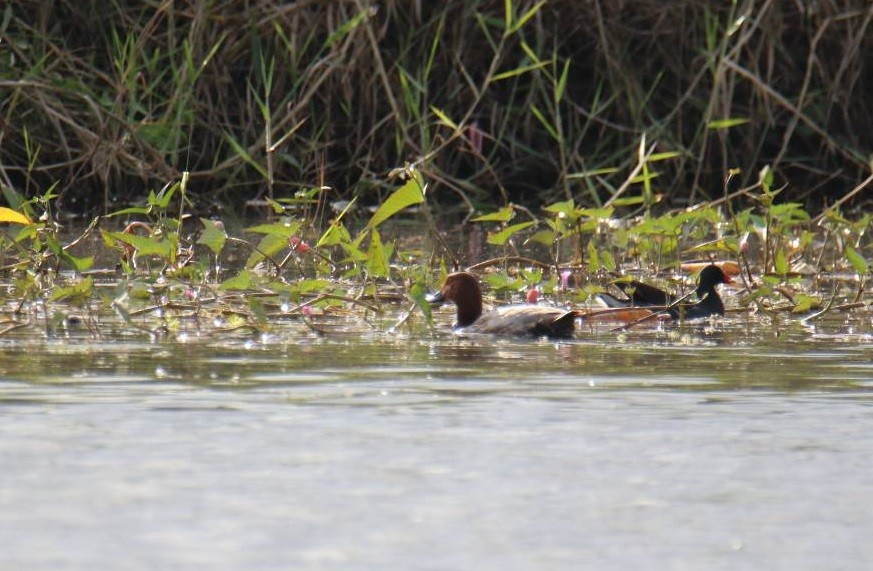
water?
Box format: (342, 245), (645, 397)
(0, 315), (872, 570)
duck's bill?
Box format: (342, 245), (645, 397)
(425, 291), (445, 305)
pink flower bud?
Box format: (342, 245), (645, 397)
(290, 236), (311, 254)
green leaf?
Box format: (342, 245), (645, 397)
(519, 268), (542, 284)
(220, 269), (253, 291)
(324, 7), (369, 48)
(792, 294), (820, 313)
(527, 229), (557, 246)
(487, 221), (534, 245)
(707, 117), (750, 129)
(105, 231), (173, 257)
(492, 61), (549, 81)
(340, 240), (368, 263)
(484, 272), (522, 292)
(610, 195), (646, 207)
(62, 253), (94, 272)
(544, 200), (576, 217)
(365, 174), (425, 230)
(226, 134), (269, 179)
(282, 186), (324, 203)
(149, 182), (179, 209)
(366, 229), (390, 277)
(769, 203), (810, 222)
(628, 172), (659, 184)
(647, 151), (682, 162)
(246, 233), (289, 268)
(314, 198), (356, 248)
(409, 282), (433, 325)
(508, 0), (547, 34)
(316, 221), (350, 248)
(49, 277), (93, 303)
(600, 249), (617, 271)
(555, 58), (570, 103)
(845, 246), (869, 274)
(104, 206), (150, 218)
(430, 106), (458, 130)
(578, 207), (615, 219)
(472, 205), (514, 223)
(245, 220), (301, 238)
(265, 197), (285, 214)
(297, 279), (331, 294)
(198, 218), (227, 255)
(13, 224), (39, 244)
(520, 43), (542, 66)
(587, 242), (600, 272)
(566, 167), (620, 179)
(0, 178), (27, 213)
(774, 250), (790, 275)
(530, 104), (558, 141)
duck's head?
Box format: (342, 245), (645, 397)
(427, 272), (484, 327)
(697, 264), (733, 294)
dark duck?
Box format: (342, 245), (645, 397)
(597, 264), (732, 320)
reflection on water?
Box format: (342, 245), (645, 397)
(0, 312), (872, 569)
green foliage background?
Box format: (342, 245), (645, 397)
(1, 0), (871, 214)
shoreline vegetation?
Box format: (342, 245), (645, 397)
(0, 1), (869, 338)
(1, 1), (871, 215)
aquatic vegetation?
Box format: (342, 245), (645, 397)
(0, 160), (867, 340)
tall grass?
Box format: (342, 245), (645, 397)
(1, 0), (871, 215)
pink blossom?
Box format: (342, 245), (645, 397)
(290, 236), (311, 254)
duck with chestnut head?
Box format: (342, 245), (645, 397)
(427, 272), (577, 338)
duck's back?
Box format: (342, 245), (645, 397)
(464, 305), (576, 338)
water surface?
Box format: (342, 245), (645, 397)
(1, 314), (871, 570)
